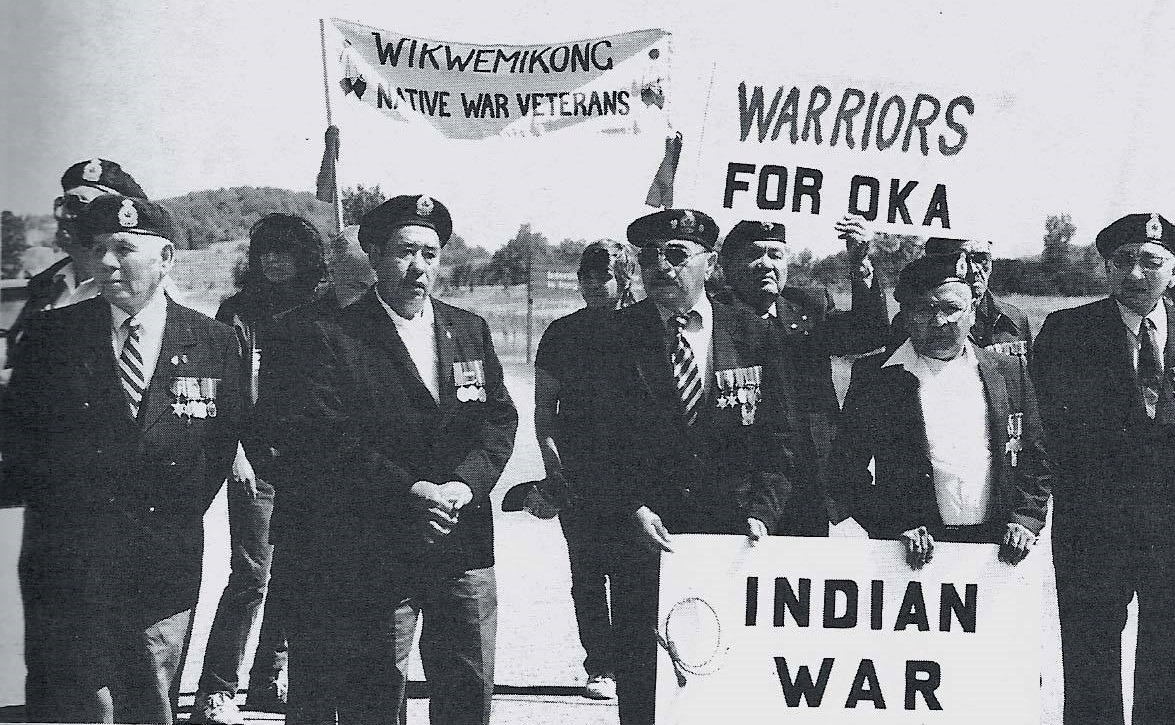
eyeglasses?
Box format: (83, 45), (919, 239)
(1108, 253), (1172, 272)
(52, 194), (92, 222)
(637, 245), (706, 268)
(908, 304), (969, 324)
(964, 251), (992, 265)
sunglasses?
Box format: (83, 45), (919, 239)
(52, 194), (92, 222)
(637, 244), (706, 268)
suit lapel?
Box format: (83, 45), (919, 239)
(703, 302), (745, 419)
(354, 292), (437, 409)
(627, 301), (681, 421)
(78, 300), (138, 431)
(434, 302), (458, 409)
(1098, 298), (1146, 420)
(876, 362), (929, 459)
(141, 300), (199, 433)
(975, 347), (1011, 484)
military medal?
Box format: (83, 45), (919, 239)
(169, 376), (220, 421)
(714, 366), (762, 425)
(1005, 412), (1024, 467)
(453, 359), (486, 403)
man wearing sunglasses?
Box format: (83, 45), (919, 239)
(892, 237), (1032, 358)
(1031, 213), (1175, 725)
(5, 159), (148, 363)
(591, 208), (808, 725)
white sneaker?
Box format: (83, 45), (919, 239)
(583, 674), (617, 700)
(191, 691), (245, 725)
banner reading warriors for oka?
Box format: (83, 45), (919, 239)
(655, 535), (1042, 725)
(328, 19), (671, 139)
(687, 69), (1027, 243)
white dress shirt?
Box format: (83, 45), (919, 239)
(110, 288), (169, 391)
(883, 340), (993, 526)
(656, 294), (714, 391)
(378, 292), (439, 402)
(1117, 299), (1167, 374)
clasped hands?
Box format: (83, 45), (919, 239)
(633, 505), (767, 554)
(410, 480), (474, 544)
(899, 523), (1037, 569)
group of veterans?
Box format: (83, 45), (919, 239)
(1, 158), (1172, 725)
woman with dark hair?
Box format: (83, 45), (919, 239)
(192, 213), (325, 725)
(528, 240), (641, 701)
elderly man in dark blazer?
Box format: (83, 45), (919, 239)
(1032, 213), (1175, 725)
(272, 195), (517, 725)
(593, 208), (814, 725)
(829, 254), (1050, 569)
(2, 195), (243, 723)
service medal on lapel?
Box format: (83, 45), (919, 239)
(170, 376), (221, 422)
(454, 359), (487, 402)
(1005, 412), (1024, 467)
(715, 365), (762, 425)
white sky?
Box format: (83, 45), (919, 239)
(3, 0), (1174, 257)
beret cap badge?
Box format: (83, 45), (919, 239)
(416, 195), (434, 217)
(760, 221), (773, 232)
(1147, 213), (1163, 241)
(82, 158), (103, 183)
(117, 199), (139, 228)
(678, 210), (698, 234)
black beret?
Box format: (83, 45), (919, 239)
(60, 158), (147, 199)
(626, 209), (719, 249)
(719, 219), (786, 258)
(924, 237), (990, 255)
(358, 194), (453, 249)
(1095, 213), (1175, 257)
(894, 253), (970, 304)
(79, 194), (175, 242)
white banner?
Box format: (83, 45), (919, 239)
(684, 69), (1030, 243)
(328, 19), (671, 139)
(656, 535), (1042, 724)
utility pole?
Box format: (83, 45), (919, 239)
(525, 248), (534, 364)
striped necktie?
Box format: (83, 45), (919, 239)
(669, 312), (703, 426)
(119, 317), (146, 419)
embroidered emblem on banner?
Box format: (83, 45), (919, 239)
(714, 365), (762, 425)
(170, 376), (220, 420)
(454, 359), (487, 402)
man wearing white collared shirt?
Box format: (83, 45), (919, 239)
(830, 253), (1050, 571)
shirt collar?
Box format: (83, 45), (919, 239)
(1116, 298), (1167, 336)
(882, 339), (976, 371)
(110, 287), (169, 332)
(376, 289), (434, 329)
(655, 293), (713, 331)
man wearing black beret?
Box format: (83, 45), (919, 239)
(1031, 212), (1175, 725)
(716, 213), (890, 529)
(591, 208), (811, 724)
(5, 158), (149, 365)
(1, 194), (243, 723)
(272, 194), (517, 725)
(828, 253), (1050, 571)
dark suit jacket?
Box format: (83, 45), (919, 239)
(1031, 297), (1175, 540)
(274, 291), (517, 574)
(4, 257), (72, 367)
(1, 296), (243, 624)
(828, 345), (1051, 540)
(592, 298), (824, 537)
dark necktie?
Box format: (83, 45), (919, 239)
(119, 318), (146, 419)
(670, 312), (703, 426)
(1138, 317), (1162, 419)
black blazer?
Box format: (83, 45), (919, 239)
(274, 290), (517, 573)
(828, 344), (1051, 540)
(1031, 297), (1175, 536)
(592, 298), (824, 537)
(2, 296), (243, 623)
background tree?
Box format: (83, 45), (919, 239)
(485, 224), (553, 288)
(2, 212), (29, 278)
(441, 233), (492, 290)
(340, 184), (387, 226)
(1041, 213), (1077, 274)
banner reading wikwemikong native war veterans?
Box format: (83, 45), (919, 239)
(328, 19), (671, 139)
(687, 70), (1023, 243)
(656, 535), (1042, 725)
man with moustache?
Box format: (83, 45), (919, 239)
(2, 195), (242, 723)
(5, 159), (148, 365)
(592, 208), (808, 725)
(828, 254), (1050, 570)
(1032, 213), (1175, 725)
(275, 195), (516, 725)
(717, 214), (889, 528)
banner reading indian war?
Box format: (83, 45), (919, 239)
(328, 19), (671, 139)
(684, 68), (1033, 244)
(656, 535), (1042, 724)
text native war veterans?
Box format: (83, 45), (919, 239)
(1031, 213), (1175, 725)
(271, 195), (517, 725)
(828, 254), (1050, 569)
(591, 208), (820, 725)
(1, 195), (243, 724)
